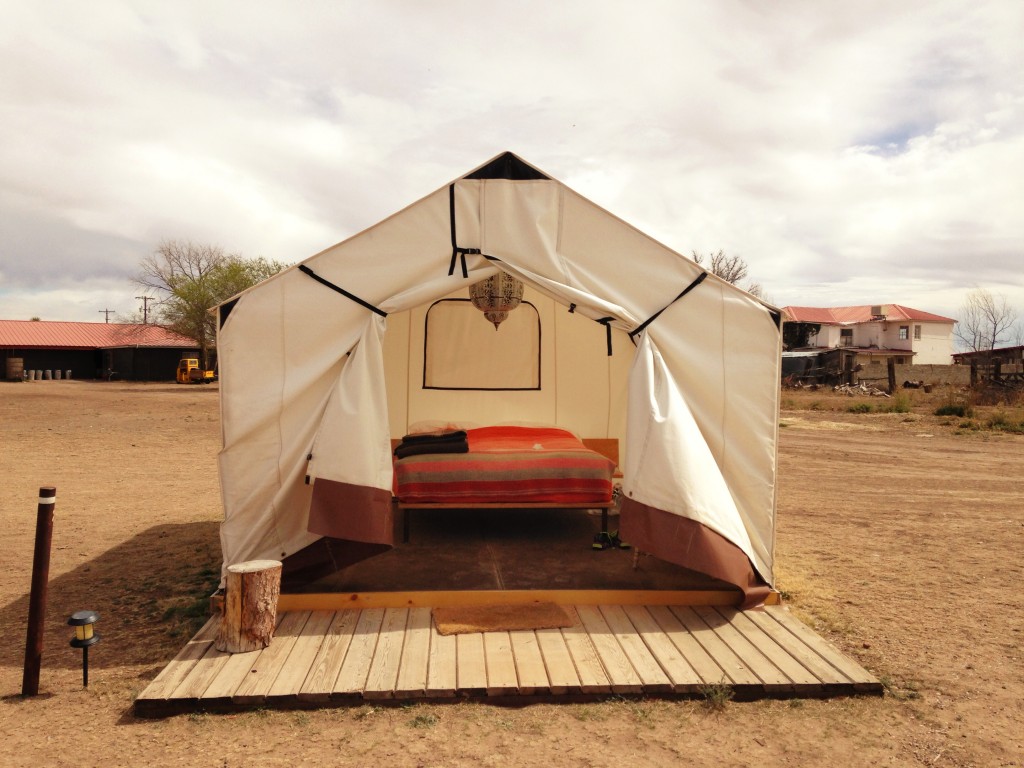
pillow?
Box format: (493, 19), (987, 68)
(406, 419), (481, 435)
(491, 420), (582, 439)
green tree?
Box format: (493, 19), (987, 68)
(782, 321), (821, 350)
(136, 240), (286, 366)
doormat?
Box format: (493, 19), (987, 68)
(432, 602), (575, 635)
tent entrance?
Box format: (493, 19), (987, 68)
(289, 507), (738, 596)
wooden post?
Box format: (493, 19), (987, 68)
(22, 486), (56, 696)
(215, 560), (282, 653)
(887, 357), (896, 394)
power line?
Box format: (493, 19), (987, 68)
(136, 296), (155, 324)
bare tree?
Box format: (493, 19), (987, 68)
(693, 250), (748, 285)
(692, 250), (772, 302)
(137, 240), (286, 365)
(954, 288), (1018, 351)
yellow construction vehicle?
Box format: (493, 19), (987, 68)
(176, 358), (217, 384)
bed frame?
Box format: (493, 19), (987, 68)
(392, 438), (621, 543)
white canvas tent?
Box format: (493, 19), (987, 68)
(216, 152), (781, 607)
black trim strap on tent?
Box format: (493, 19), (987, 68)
(598, 317), (610, 356)
(628, 271), (708, 341)
(448, 184), (480, 278)
(298, 265), (387, 317)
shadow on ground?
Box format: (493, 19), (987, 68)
(1, 521), (222, 671)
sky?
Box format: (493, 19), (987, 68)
(1, 0), (1022, 327)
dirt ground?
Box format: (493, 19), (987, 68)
(1, 380), (1022, 767)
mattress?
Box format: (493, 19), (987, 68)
(393, 425), (616, 505)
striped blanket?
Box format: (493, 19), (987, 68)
(393, 425), (615, 504)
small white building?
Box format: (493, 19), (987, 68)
(782, 304), (956, 365)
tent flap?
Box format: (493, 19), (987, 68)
(619, 498), (771, 609)
(307, 479), (394, 544)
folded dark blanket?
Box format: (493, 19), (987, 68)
(394, 430), (469, 459)
(394, 440), (469, 459)
(399, 430), (467, 445)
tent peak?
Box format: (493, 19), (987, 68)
(463, 152), (550, 181)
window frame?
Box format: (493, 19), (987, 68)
(422, 298), (542, 391)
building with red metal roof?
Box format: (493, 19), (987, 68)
(781, 303), (955, 366)
(1, 320), (199, 381)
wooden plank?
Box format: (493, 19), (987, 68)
(456, 632), (487, 693)
(723, 609), (822, 688)
(763, 606), (881, 690)
(509, 630), (548, 694)
(169, 640), (236, 700)
(137, 617), (219, 701)
(622, 605), (702, 690)
(138, 638), (216, 702)
(426, 623), (457, 697)
(198, 611), (284, 701)
(333, 607), (385, 695)
(483, 631), (519, 696)
(669, 606), (761, 687)
(693, 606), (791, 691)
(233, 611), (311, 702)
(363, 607), (410, 699)
(575, 605), (642, 693)
(200, 648), (263, 700)
(268, 610), (334, 698)
(646, 605), (727, 685)
(744, 609), (853, 687)
(535, 626), (582, 694)
(277, 589), (751, 612)
(394, 606), (432, 698)
(599, 605), (672, 693)
(299, 609), (360, 701)
(560, 608), (611, 694)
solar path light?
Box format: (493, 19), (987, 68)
(68, 611), (100, 688)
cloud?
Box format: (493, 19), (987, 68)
(1, 0), (1022, 324)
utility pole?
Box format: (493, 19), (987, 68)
(136, 296), (155, 324)
(98, 309), (116, 323)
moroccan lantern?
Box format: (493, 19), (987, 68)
(468, 271), (524, 330)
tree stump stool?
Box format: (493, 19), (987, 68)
(215, 560), (282, 653)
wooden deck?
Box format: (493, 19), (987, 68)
(135, 599), (881, 716)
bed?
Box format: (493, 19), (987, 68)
(392, 425), (620, 542)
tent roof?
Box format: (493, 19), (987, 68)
(464, 151), (550, 180)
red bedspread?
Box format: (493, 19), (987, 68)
(394, 426), (615, 504)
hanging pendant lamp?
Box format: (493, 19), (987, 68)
(469, 271), (525, 330)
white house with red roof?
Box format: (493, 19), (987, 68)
(781, 304), (956, 365)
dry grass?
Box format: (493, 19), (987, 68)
(3, 381), (1024, 767)
(783, 382), (1024, 429)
